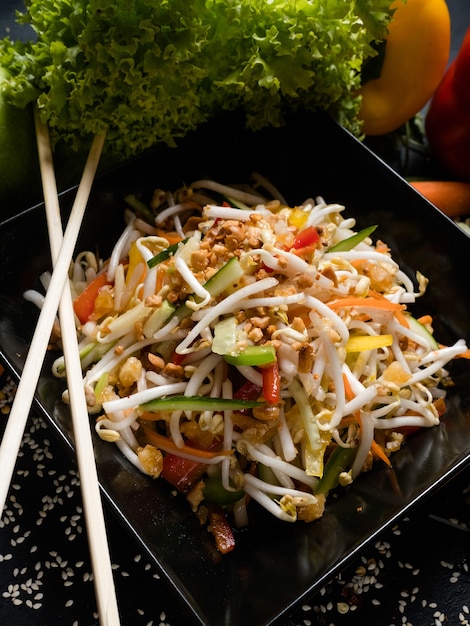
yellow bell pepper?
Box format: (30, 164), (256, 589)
(345, 334), (394, 352)
(358, 0), (450, 136)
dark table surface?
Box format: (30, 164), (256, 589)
(1, 2), (469, 626)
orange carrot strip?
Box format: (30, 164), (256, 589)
(368, 290), (410, 327)
(154, 265), (165, 294)
(142, 426), (232, 459)
(290, 243), (318, 258)
(73, 272), (111, 325)
(370, 439), (392, 467)
(329, 294), (409, 328)
(341, 376), (391, 468)
(417, 314), (433, 325)
(455, 348), (470, 360)
(342, 373), (355, 402)
(155, 229), (183, 245)
(338, 415), (360, 428)
(328, 296), (405, 312)
(394, 308), (409, 328)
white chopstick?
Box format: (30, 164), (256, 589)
(0, 112), (119, 624)
(33, 113), (120, 624)
(0, 124), (103, 506)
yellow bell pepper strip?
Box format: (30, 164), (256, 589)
(358, 0), (451, 136)
(345, 334), (394, 352)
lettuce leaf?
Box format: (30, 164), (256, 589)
(0, 0), (392, 158)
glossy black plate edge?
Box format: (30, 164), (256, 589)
(0, 352), (210, 625)
(1, 109), (470, 626)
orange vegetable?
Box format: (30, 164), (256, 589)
(141, 426), (233, 460)
(73, 272), (111, 325)
(329, 292), (410, 328)
(370, 439), (392, 467)
(409, 180), (470, 217)
(358, 0), (451, 135)
(342, 373), (355, 402)
(328, 296), (404, 312)
(154, 229), (184, 245)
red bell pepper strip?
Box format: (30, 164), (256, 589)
(233, 379), (262, 401)
(73, 272), (111, 325)
(169, 349), (186, 366)
(161, 453), (207, 493)
(291, 225), (320, 250)
(261, 360), (281, 404)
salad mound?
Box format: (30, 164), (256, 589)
(37, 176), (467, 553)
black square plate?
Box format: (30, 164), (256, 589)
(1, 111), (470, 625)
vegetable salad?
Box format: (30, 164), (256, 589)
(41, 176), (468, 553)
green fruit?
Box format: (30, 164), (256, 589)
(0, 67), (43, 219)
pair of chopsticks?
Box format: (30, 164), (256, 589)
(0, 111), (120, 624)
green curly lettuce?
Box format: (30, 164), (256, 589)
(0, 0), (392, 158)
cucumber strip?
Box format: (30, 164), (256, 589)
(224, 344), (276, 366)
(406, 315), (439, 350)
(171, 256), (245, 322)
(142, 299), (176, 338)
(147, 239), (188, 268)
(203, 476), (245, 505)
(204, 256), (244, 296)
(315, 445), (357, 495)
(140, 395), (265, 412)
(124, 194), (154, 223)
(223, 195), (252, 210)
